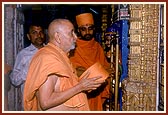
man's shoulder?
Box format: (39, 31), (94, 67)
(18, 46), (29, 54)
(17, 45), (37, 55)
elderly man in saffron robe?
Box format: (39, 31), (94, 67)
(23, 19), (106, 111)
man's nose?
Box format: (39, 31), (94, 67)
(37, 33), (42, 37)
(86, 29), (89, 34)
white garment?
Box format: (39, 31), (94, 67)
(10, 44), (38, 96)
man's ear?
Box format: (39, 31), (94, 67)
(54, 32), (61, 44)
(27, 34), (30, 40)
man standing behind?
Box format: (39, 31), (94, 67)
(10, 23), (46, 110)
(70, 12), (111, 111)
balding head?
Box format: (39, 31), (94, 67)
(48, 19), (72, 41)
(47, 19), (77, 53)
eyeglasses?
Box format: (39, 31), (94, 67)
(78, 25), (95, 31)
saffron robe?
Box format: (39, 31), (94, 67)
(70, 38), (110, 111)
(24, 43), (89, 111)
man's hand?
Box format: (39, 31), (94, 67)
(4, 64), (11, 75)
(78, 71), (105, 92)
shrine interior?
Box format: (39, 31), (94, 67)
(3, 3), (165, 111)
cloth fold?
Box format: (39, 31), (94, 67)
(79, 62), (109, 82)
(70, 38), (110, 69)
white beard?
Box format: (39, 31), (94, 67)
(70, 42), (76, 50)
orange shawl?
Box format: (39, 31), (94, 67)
(24, 43), (89, 111)
(70, 38), (110, 111)
(70, 38), (110, 69)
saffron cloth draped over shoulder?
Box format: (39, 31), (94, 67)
(70, 38), (110, 69)
(24, 43), (89, 111)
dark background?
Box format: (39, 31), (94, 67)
(21, 4), (113, 46)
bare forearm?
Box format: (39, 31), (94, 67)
(40, 83), (82, 110)
(39, 73), (104, 110)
